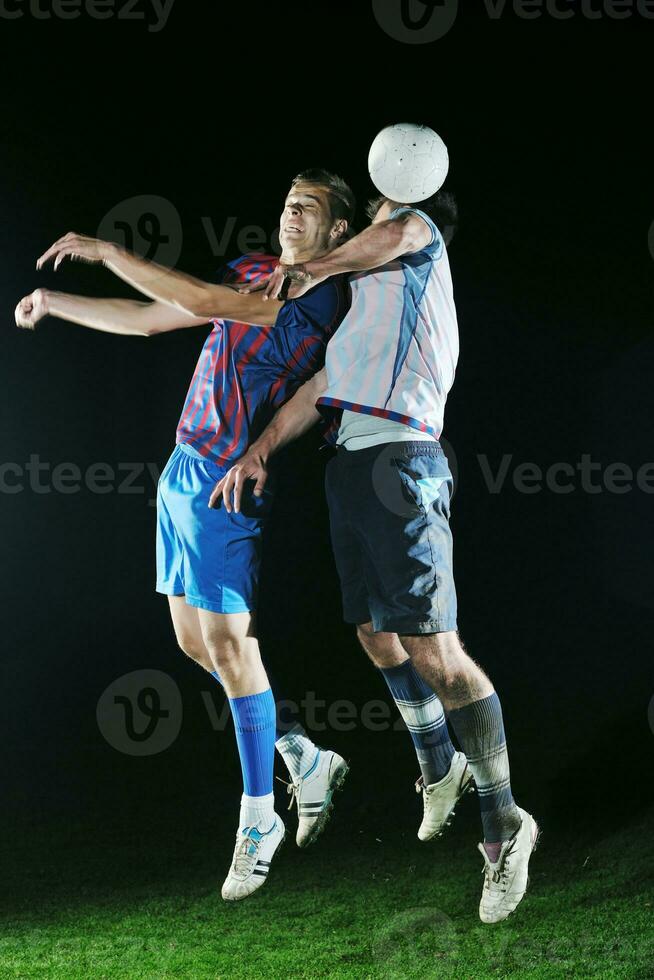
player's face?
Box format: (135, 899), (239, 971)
(279, 182), (340, 255)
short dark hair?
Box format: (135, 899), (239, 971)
(291, 168), (356, 226)
(365, 190), (458, 246)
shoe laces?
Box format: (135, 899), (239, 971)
(277, 748), (321, 812)
(415, 776), (430, 800)
(232, 828), (263, 878)
(480, 840), (515, 895)
(276, 774), (301, 812)
(415, 776), (437, 810)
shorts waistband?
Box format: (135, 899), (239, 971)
(334, 440), (444, 461)
(177, 441), (214, 462)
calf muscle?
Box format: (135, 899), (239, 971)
(400, 631), (494, 711)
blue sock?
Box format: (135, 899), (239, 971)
(381, 660), (455, 785)
(228, 688), (276, 797)
(447, 692), (521, 842)
(211, 670), (286, 741)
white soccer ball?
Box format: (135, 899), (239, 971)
(368, 123), (449, 203)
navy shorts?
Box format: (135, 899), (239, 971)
(325, 441), (458, 635)
(156, 443), (274, 614)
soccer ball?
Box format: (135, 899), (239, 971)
(368, 123), (449, 203)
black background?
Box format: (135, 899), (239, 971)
(1, 1), (653, 838)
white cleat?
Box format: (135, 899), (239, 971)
(415, 750), (475, 841)
(285, 749), (350, 848)
(478, 806), (541, 924)
(221, 815), (286, 902)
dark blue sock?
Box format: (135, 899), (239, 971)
(381, 660), (455, 784)
(448, 692), (521, 842)
(228, 688), (276, 797)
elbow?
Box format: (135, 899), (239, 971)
(398, 223), (419, 254)
(397, 214), (429, 254)
(314, 377), (328, 399)
(308, 368), (328, 400)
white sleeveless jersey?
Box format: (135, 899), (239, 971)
(317, 207), (459, 440)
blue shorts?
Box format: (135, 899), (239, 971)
(325, 441), (458, 635)
(156, 443), (274, 614)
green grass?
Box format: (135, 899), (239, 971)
(0, 795), (652, 980)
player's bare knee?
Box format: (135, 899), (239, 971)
(176, 633), (212, 670)
(203, 629), (248, 673)
(356, 623), (406, 669)
(427, 637), (493, 703)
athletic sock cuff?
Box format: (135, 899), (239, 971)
(229, 689), (276, 733)
(448, 692), (502, 736)
(381, 659), (435, 701)
(241, 791), (275, 807)
(275, 722), (306, 746)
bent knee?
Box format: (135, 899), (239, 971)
(176, 634), (212, 670)
(356, 623), (406, 669)
(356, 622), (384, 653)
(201, 629), (252, 671)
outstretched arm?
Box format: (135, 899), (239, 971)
(36, 233), (283, 326)
(15, 288), (211, 336)
(208, 368), (328, 512)
(260, 212), (433, 300)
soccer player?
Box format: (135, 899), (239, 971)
(15, 170), (355, 901)
(211, 190), (540, 923)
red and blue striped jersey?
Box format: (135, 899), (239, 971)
(176, 254), (348, 464)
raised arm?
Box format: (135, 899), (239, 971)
(36, 233), (283, 326)
(208, 368), (327, 512)
(260, 211), (433, 300)
(302, 211), (432, 276)
(14, 288), (211, 336)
